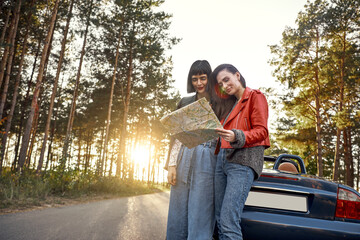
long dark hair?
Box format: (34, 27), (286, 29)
(187, 60), (212, 93)
(209, 64), (246, 120)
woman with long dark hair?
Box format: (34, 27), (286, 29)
(210, 63), (270, 239)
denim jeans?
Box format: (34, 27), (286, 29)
(166, 141), (217, 240)
(214, 148), (255, 240)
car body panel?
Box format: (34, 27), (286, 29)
(242, 211), (360, 240)
(239, 154), (360, 240)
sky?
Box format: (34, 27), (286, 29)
(159, 0), (309, 96)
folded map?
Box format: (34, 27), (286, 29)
(160, 97), (222, 148)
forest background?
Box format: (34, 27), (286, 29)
(0, 0), (359, 209)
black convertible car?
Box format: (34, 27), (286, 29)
(239, 154), (360, 240)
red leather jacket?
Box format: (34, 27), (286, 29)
(220, 87), (270, 149)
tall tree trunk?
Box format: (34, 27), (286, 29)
(61, 0), (93, 171)
(315, 98), (323, 177)
(0, 7), (11, 47)
(147, 139), (152, 183)
(151, 159), (155, 183)
(343, 128), (354, 187)
(0, 1), (32, 173)
(116, 37), (134, 177)
(37, 0), (75, 173)
(0, 0), (21, 119)
(0, 1), (19, 90)
(24, 6), (56, 170)
(109, 136), (117, 176)
(13, 28), (43, 169)
(17, 0), (60, 172)
(44, 128), (54, 173)
(84, 130), (93, 174)
(25, 98), (40, 168)
(44, 77), (63, 173)
(96, 126), (105, 175)
(77, 128), (82, 171)
(101, 26), (122, 175)
(333, 128), (342, 181)
(109, 148), (114, 176)
(84, 134), (90, 174)
(131, 131), (141, 180)
(314, 30), (323, 177)
(332, 33), (346, 182)
(3, 133), (11, 166)
(357, 155), (359, 192)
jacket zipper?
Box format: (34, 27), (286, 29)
(245, 117), (250, 131)
(235, 111), (241, 129)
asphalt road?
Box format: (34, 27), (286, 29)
(0, 191), (170, 240)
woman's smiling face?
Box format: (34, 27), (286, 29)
(216, 70), (242, 99)
(191, 74), (208, 94)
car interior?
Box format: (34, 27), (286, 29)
(278, 162), (299, 173)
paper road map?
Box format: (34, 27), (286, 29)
(160, 97), (222, 148)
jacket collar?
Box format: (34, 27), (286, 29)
(239, 87), (251, 103)
(224, 87), (252, 125)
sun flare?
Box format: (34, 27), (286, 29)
(132, 144), (150, 169)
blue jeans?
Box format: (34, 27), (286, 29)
(166, 141), (217, 240)
(214, 148), (255, 240)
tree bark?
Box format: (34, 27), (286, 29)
(343, 128), (354, 187)
(84, 130), (93, 174)
(357, 155), (359, 192)
(84, 135), (90, 174)
(109, 136), (117, 176)
(96, 126), (105, 175)
(0, 0), (31, 173)
(61, 0), (93, 171)
(0, 2), (21, 145)
(44, 77), (63, 173)
(12, 24), (44, 169)
(332, 32), (346, 182)
(0, 7), (11, 48)
(116, 38), (134, 177)
(25, 97), (41, 168)
(37, 0), (74, 173)
(101, 25), (122, 176)
(25, 5), (57, 170)
(0, 0), (20, 119)
(314, 29), (323, 177)
(0, 1), (19, 90)
(333, 128), (342, 181)
(76, 128), (82, 171)
(17, 0), (60, 172)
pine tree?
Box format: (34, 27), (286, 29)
(17, 0), (60, 172)
(61, 0), (94, 171)
(37, 0), (75, 173)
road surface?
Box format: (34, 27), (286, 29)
(0, 191), (170, 240)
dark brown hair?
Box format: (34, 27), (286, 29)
(209, 64), (246, 120)
(186, 60), (212, 93)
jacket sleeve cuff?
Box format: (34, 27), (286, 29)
(230, 129), (246, 148)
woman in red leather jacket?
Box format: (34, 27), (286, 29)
(209, 63), (270, 240)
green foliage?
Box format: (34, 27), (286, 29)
(0, 169), (163, 210)
(0, 169), (51, 208)
(0, 0), (180, 182)
(269, 0), (360, 183)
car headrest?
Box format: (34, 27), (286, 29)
(278, 162), (299, 174)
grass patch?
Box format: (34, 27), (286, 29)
(0, 169), (167, 213)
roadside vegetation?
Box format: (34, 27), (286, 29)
(0, 0), (359, 213)
(0, 168), (167, 212)
(0, 0), (176, 213)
